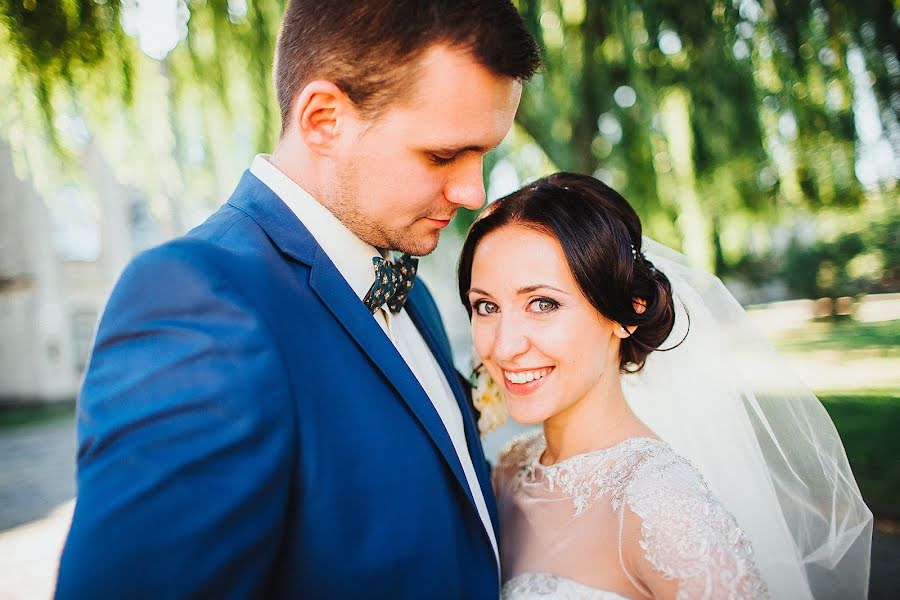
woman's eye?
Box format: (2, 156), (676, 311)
(473, 300), (499, 315)
(530, 298), (559, 313)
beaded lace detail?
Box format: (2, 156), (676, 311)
(501, 572), (630, 600)
(509, 433), (672, 516)
(497, 432), (769, 600)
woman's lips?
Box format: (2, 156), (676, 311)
(501, 367), (554, 395)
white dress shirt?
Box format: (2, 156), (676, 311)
(249, 155), (498, 563)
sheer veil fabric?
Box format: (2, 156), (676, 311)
(616, 238), (873, 599)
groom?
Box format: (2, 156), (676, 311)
(55, 1), (539, 598)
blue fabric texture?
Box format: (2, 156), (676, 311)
(55, 172), (499, 599)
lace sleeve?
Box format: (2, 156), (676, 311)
(618, 454), (769, 600)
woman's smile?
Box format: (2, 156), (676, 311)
(500, 366), (555, 395)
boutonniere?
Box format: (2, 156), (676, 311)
(469, 359), (506, 438)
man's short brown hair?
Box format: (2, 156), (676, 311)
(274, 0), (541, 135)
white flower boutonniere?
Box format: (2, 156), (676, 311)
(470, 360), (506, 438)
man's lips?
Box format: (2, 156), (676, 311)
(425, 216), (453, 227)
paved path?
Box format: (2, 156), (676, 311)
(0, 417), (76, 532)
(0, 417), (76, 599)
(0, 500), (72, 600)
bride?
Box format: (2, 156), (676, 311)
(457, 172), (872, 599)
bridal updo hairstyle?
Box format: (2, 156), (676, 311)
(458, 172), (677, 372)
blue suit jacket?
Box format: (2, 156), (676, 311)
(56, 172), (500, 599)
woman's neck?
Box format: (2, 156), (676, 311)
(540, 372), (636, 466)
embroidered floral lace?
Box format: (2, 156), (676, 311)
(495, 432), (769, 600)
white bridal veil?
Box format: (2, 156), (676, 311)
(621, 238), (873, 599)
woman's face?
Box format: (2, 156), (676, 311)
(467, 224), (624, 424)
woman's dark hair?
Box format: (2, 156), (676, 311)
(458, 172), (678, 372)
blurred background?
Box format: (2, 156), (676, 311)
(0, 0), (897, 597)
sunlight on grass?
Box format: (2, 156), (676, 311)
(774, 320), (900, 356)
(767, 319), (900, 517)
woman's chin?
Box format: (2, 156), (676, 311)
(504, 398), (552, 425)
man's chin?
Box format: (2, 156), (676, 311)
(394, 235), (440, 257)
(362, 220), (445, 256)
(388, 227), (442, 257)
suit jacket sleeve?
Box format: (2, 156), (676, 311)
(56, 241), (295, 599)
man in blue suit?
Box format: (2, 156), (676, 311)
(56, 1), (539, 598)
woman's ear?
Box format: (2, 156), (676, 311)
(613, 298), (647, 339)
(289, 80), (354, 156)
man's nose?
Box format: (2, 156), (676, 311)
(445, 156), (486, 210)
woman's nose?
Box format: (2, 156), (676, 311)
(493, 316), (530, 361)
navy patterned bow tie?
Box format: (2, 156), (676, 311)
(363, 254), (419, 314)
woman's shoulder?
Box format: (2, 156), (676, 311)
(620, 443), (769, 599)
(621, 439), (733, 528)
(492, 430), (545, 493)
(624, 439), (711, 498)
(496, 430), (545, 472)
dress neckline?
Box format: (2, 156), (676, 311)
(523, 432), (668, 474)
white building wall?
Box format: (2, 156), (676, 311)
(0, 142), (103, 404)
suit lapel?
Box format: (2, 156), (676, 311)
(307, 249), (483, 512)
(229, 170), (498, 544)
(404, 291), (501, 539)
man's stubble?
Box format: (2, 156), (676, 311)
(329, 165), (441, 257)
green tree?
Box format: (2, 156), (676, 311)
(2, 1), (897, 272)
(513, 0), (896, 268)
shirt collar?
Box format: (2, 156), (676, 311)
(249, 154), (383, 301)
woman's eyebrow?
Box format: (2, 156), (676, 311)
(468, 284), (569, 296)
(516, 284), (568, 295)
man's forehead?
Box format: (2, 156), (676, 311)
(399, 44), (521, 108)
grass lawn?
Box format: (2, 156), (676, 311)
(0, 402), (74, 430)
(818, 392), (900, 518)
(775, 319), (900, 356)
(770, 318), (900, 519)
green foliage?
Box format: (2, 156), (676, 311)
(782, 209), (899, 298)
(1, 0), (134, 152)
(0, 0), (897, 276)
(512, 0), (896, 265)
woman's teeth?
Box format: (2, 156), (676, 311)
(503, 368), (552, 384)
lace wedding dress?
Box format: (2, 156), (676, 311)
(494, 432), (769, 600)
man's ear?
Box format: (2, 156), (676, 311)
(613, 297), (647, 339)
(290, 80), (354, 156)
